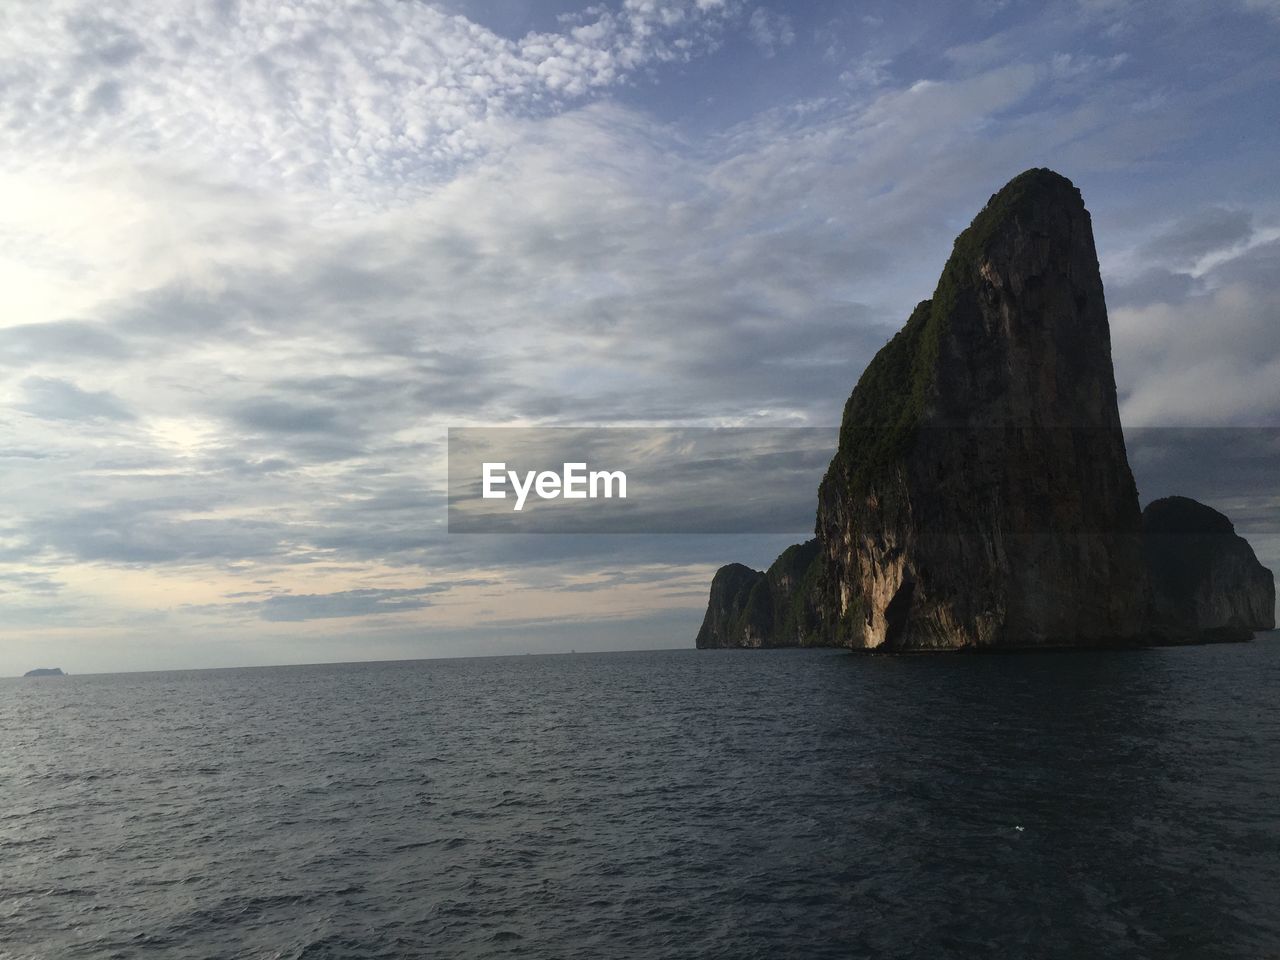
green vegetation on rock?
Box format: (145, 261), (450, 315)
(766, 539), (824, 642)
(823, 298), (937, 500)
(821, 167), (1081, 505)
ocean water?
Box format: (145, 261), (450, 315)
(3, 642), (1279, 960)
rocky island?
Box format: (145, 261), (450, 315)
(1144, 497), (1275, 643)
(23, 667), (65, 677)
(697, 169), (1275, 650)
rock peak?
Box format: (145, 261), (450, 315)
(978, 168), (1083, 224)
(939, 168), (1090, 289)
(989, 166), (1080, 204)
(1144, 496), (1235, 536)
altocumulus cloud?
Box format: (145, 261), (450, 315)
(0, 0), (740, 191)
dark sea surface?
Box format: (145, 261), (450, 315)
(3, 641), (1280, 960)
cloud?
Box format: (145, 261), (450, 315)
(839, 56), (892, 90)
(747, 7), (795, 56)
(1140, 207), (1254, 270)
(2, 0), (1279, 669)
(0, 320), (133, 365)
(20, 502), (289, 565)
(0, 0), (742, 195)
(1127, 428), (1280, 530)
(1241, 0), (1280, 19)
(1105, 268), (1196, 308)
(17, 376), (135, 422)
(229, 398), (345, 436)
(237, 584), (467, 622)
(0, 59), (1151, 587)
(1113, 239), (1280, 425)
(0, 571), (63, 596)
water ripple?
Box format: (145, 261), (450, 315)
(1, 643), (1279, 958)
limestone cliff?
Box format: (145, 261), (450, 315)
(1143, 496), (1275, 642)
(813, 168), (1148, 649)
(696, 563), (770, 648)
(695, 540), (824, 648)
(696, 168), (1273, 651)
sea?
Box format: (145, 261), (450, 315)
(3, 641), (1279, 959)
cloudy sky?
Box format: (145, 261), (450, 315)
(1, 0), (1278, 674)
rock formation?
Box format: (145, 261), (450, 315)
(1143, 496), (1275, 642)
(695, 169), (1275, 650)
(815, 168), (1149, 649)
(696, 563), (769, 648)
(695, 540), (823, 648)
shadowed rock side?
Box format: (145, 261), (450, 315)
(696, 563), (768, 648)
(1143, 497), (1275, 642)
(697, 168), (1274, 651)
(695, 541), (825, 648)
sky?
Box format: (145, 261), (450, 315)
(1, 0), (1278, 674)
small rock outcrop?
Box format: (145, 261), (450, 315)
(695, 541), (824, 648)
(23, 667), (65, 677)
(696, 563), (769, 648)
(1143, 497), (1275, 642)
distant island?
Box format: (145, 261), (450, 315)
(697, 169), (1275, 651)
(23, 667), (65, 677)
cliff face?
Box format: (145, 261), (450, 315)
(1143, 497), (1276, 642)
(695, 541), (824, 649)
(814, 169), (1147, 649)
(696, 563), (769, 648)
